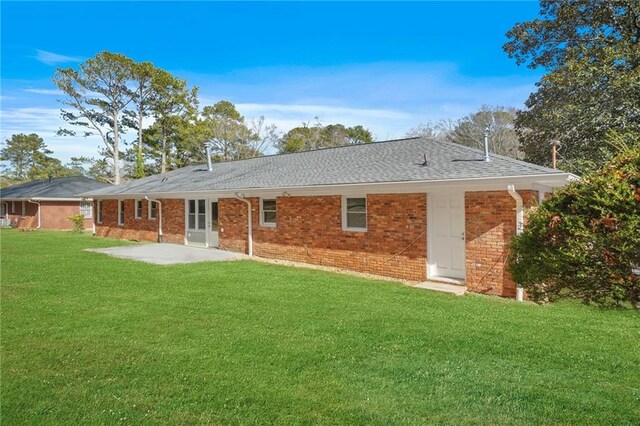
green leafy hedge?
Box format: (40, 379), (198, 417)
(509, 148), (640, 308)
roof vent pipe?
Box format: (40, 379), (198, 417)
(483, 125), (491, 162)
(205, 142), (213, 172)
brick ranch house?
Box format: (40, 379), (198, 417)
(1, 176), (110, 230)
(81, 137), (575, 298)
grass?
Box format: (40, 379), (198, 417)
(1, 229), (639, 425)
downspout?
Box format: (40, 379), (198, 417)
(27, 200), (41, 229)
(234, 192), (253, 256)
(144, 196), (163, 243)
(507, 185), (524, 302)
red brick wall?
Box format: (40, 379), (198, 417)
(465, 190), (537, 297)
(1, 200), (95, 230)
(94, 199), (185, 244)
(218, 194), (428, 281)
(90, 190), (542, 298)
(41, 201), (93, 230)
(3, 201), (38, 229)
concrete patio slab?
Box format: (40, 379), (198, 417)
(86, 243), (247, 265)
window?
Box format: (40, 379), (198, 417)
(21, 201), (26, 217)
(148, 200), (158, 220)
(118, 200), (125, 226)
(135, 199), (143, 219)
(80, 201), (93, 218)
(342, 196), (367, 231)
(197, 199), (206, 230)
(11, 201), (15, 214)
(97, 201), (103, 224)
(260, 198), (276, 227)
(1, 203), (7, 216)
(187, 199), (206, 230)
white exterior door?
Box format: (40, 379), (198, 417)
(209, 199), (219, 248)
(429, 193), (466, 280)
(186, 199), (207, 246)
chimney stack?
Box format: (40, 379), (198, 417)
(483, 125), (490, 162)
(204, 142), (213, 172)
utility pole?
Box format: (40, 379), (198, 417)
(551, 141), (560, 169)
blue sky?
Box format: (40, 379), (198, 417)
(1, 1), (543, 162)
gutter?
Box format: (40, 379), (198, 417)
(234, 193), (253, 256)
(507, 184), (524, 302)
(144, 197), (163, 243)
(27, 200), (41, 229)
(78, 173), (578, 200)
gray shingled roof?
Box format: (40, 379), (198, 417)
(82, 137), (567, 197)
(1, 176), (110, 199)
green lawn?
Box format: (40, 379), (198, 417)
(1, 230), (639, 425)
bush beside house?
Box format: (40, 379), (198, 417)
(510, 148), (640, 309)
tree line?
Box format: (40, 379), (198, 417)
(3, 1), (639, 185)
(1, 51), (378, 185)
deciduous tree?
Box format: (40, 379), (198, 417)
(277, 120), (374, 153)
(448, 106), (521, 159)
(504, 1), (640, 172)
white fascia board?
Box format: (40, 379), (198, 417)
(87, 173), (576, 200)
(0, 197), (86, 202)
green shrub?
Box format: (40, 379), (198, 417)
(67, 213), (85, 232)
(509, 148), (640, 309)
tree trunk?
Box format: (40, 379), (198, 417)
(137, 103), (144, 178)
(113, 110), (120, 185)
(161, 134), (167, 174)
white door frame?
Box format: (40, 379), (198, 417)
(427, 192), (466, 281)
(208, 198), (219, 248)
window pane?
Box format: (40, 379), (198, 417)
(149, 202), (157, 219)
(346, 198), (366, 213)
(347, 212), (366, 229)
(211, 202), (218, 231)
(198, 199), (205, 214)
(189, 200), (196, 214)
(262, 199), (276, 211)
(188, 214), (196, 229)
(197, 213), (206, 230)
(263, 211), (276, 224)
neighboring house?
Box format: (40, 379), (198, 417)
(1, 176), (110, 230)
(80, 137), (575, 298)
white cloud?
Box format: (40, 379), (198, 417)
(0, 107), (107, 161)
(234, 103), (421, 142)
(23, 88), (62, 95)
(2, 61), (539, 162)
(34, 49), (82, 66)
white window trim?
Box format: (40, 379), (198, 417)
(80, 201), (93, 219)
(118, 200), (125, 226)
(134, 199), (142, 219)
(341, 195), (367, 232)
(21, 201), (26, 217)
(97, 201), (103, 224)
(260, 198), (277, 227)
(148, 200), (157, 220)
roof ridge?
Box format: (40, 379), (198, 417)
(430, 138), (558, 173)
(201, 136), (425, 166)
